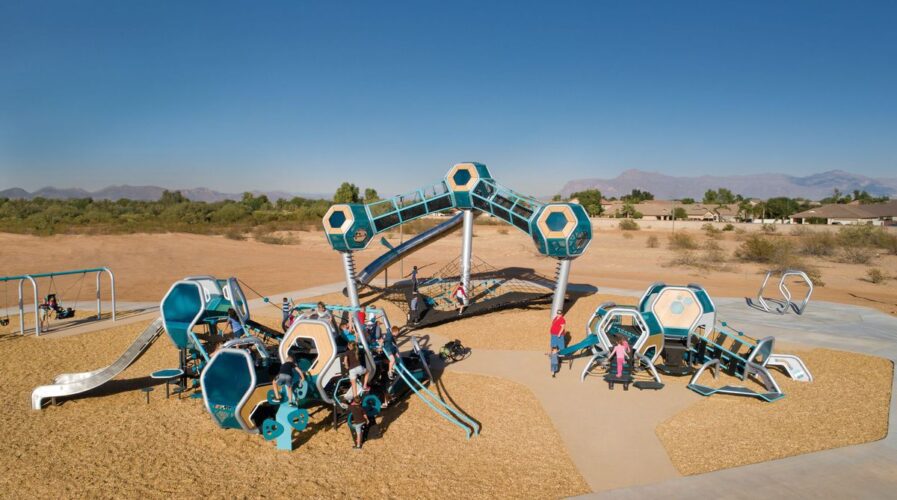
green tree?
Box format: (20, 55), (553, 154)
(679, 198), (695, 205)
(621, 189), (654, 203)
(570, 189), (603, 216)
(159, 190), (186, 205)
(333, 182), (360, 204)
(363, 188), (380, 204)
(765, 197), (799, 222)
(673, 207), (688, 220)
(551, 194), (562, 202)
(703, 189), (718, 205)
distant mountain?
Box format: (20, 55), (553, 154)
(0, 185), (328, 202)
(560, 169), (897, 200)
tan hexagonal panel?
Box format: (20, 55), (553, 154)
(323, 205), (355, 235)
(445, 163), (481, 191)
(536, 205), (576, 239)
(651, 288), (702, 330)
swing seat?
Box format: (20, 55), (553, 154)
(55, 307), (75, 319)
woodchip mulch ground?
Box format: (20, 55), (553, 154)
(656, 348), (893, 475)
(0, 318), (589, 499)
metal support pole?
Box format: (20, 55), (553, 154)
(551, 259), (572, 318)
(105, 267), (116, 322)
(341, 252), (360, 308)
(96, 271), (102, 320)
(18, 276), (39, 336)
(460, 209), (474, 304)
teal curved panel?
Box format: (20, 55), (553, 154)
(161, 283), (202, 349)
(203, 351), (254, 430)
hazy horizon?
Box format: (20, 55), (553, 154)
(2, 1), (895, 195)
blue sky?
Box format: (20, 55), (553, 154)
(1, 1), (895, 196)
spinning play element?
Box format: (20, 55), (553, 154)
(321, 163), (592, 315)
(751, 269), (814, 315)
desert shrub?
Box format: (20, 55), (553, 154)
(838, 246), (874, 265)
(797, 231), (836, 257)
(668, 240), (730, 271)
(761, 223), (777, 234)
(618, 219), (640, 231)
(867, 268), (887, 284)
(622, 232), (634, 239)
(646, 235), (659, 248)
(723, 224), (735, 231)
(668, 232), (698, 250)
(735, 234), (791, 263)
(225, 228), (246, 241)
(701, 223), (721, 235)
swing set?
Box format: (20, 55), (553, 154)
(0, 267), (116, 336)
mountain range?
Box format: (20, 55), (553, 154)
(0, 185), (328, 202)
(559, 170), (897, 200)
(3, 169), (895, 202)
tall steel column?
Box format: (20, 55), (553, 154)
(551, 259), (572, 317)
(460, 209), (474, 303)
(341, 252), (360, 308)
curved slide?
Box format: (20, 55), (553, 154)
(356, 212), (465, 286)
(31, 317), (165, 410)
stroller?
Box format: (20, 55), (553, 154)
(439, 339), (471, 363)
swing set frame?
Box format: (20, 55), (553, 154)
(0, 267), (116, 336)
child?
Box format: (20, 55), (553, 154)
(609, 336), (628, 378)
(453, 282), (467, 316)
(272, 355), (305, 405)
(382, 326), (399, 382)
(281, 297), (292, 331)
(344, 341), (370, 399)
(227, 308), (244, 338)
(548, 346), (560, 378)
(348, 396), (370, 450)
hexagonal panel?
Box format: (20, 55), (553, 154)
(651, 289), (702, 330)
(445, 163), (480, 191)
(322, 205), (354, 234)
(536, 205), (576, 239)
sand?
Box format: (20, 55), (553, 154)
(1, 227), (895, 315)
(656, 348), (894, 475)
(0, 318), (589, 499)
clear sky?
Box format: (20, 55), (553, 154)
(1, 1), (895, 196)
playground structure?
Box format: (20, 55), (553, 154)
(1, 267), (116, 336)
(322, 162), (592, 319)
(32, 275), (479, 451)
(565, 283), (812, 401)
(750, 269), (814, 315)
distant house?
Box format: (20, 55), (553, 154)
(600, 200), (740, 222)
(790, 200), (897, 225)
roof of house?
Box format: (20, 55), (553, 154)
(791, 200), (897, 219)
(600, 200), (740, 217)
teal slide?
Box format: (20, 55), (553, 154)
(558, 334), (598, 357)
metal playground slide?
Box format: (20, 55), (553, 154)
(355, 212), (465, 286)
(31, 317), (165, 410)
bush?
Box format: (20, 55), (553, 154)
(723, 224), (735, 231)
(618, 219), (640, 231)
(797, 231), (836, 257)
(668, 240), (730, 271)
(701, 223), (721, 235)
(735, 234), (791, 263)
(646, 235), (659, 248)
(622, 232), (634, 239)
(668, 232), (698, 250)
(838, 246), (874, 265)
(867, 268), (887, 284)
(761, 223), (777, 234)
